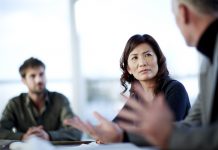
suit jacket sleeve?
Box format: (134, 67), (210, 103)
(169, 123), (218, 150)
(169, 91), (218, 149)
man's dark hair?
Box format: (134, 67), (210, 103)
(19, 57), (45, 78)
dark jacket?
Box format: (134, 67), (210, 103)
(0, 90), (82, 141)
(169, 19), (218, 150)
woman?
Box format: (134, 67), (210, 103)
(64, 34), (191, 144)
(116, 34), (190, 122)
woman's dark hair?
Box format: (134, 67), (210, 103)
(120, 34), (169, 94)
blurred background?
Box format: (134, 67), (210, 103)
(0, 0), (201, 123)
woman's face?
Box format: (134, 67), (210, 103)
(127, 43), (158, 82)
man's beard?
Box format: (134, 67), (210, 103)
(32, 88), (46, 95)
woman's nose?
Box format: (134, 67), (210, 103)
(138, 57), (147, 66)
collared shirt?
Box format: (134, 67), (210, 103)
(26, 92), (48, 115)
(0, 90), (82, 141)
(25, 91), (49, 125)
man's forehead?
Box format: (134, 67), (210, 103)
(25, 66), (45, 74)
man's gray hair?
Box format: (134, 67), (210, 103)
(177, 0), (218, 16)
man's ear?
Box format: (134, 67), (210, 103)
(178, 3), (190, 25)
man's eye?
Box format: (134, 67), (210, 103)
(40, 73), (44, 77)
(30, 75), (35, 78)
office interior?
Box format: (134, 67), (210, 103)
(0, 0), (201, 125)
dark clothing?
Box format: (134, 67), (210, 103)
(198, 19), (218, 123)
(115, 77), (190, 121)
(169, 19), (218, 149)
(114, 77), (190, 146)
(0, 90), (82, 141)
(197, 19), (218, 63)
(211, 74), (218, 123)
(155, 77), (190, 121)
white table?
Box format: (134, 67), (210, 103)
(56, 142), (157, 150)
(7, 136), (158, 150)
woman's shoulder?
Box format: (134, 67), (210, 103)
(161, 77), (186, 92)
(162, 77), (190, 106)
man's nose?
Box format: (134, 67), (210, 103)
(35, 75), (43, 82)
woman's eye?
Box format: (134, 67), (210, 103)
(145, 53), (152, 57)
(132, 57), (137, 61)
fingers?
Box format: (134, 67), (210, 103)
(33, 131), (44, 138)
(77, 118), (96, 135)
(64, 117), (84, 130)
(156, 94), (166, 107)
(96, 139), (103, 144)
(120, 94), (129, 102)
(120, 95), (145, 114)
(23, 126), (49, 140)
(70, 117), (92, 134)
(37, 125), (43, 129)
(33, 130), (49, 140)
(118, 108), (139, 123)
(26, 126), (41, 134)
(134, 83), (152, 105)
(85, 121), (99, 138)
(93, 112), (109, 124)
(63, 118), (73, 126)
(154, 94), (174, 121)
(118, 121), (139, 133)
(64, 116), (99, 139)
